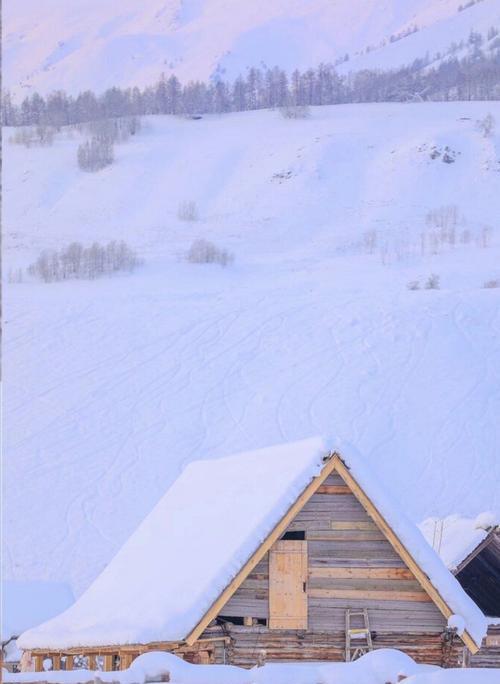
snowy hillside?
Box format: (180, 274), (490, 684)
(3, 0), (499, 95)
(3, 101), (500, 598)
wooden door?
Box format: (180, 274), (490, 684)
(269, 539), (308, 629)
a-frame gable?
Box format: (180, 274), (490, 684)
(185, 453), (480, 653)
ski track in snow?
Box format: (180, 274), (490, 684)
(3, 102), (500, 595)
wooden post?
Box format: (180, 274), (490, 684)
(87, 654), (97, 670)
(103, 654), (114, 672)
(52, 654), (61, 671)
(120, 653), (133, 670)
(65, 655), (74, 671)
(34, 654), (44, 672)
(243, 617), (253, 626)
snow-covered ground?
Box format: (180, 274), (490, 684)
(3, 650), (499, 684)
(3, 0), (499, 94)
(3, 102), (500, 601)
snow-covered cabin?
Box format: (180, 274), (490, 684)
(17, 439), (486, 671)
(420, 514), (500, 667)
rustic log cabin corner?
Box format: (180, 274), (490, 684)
(16, 438), (486, 671)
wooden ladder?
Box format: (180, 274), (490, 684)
(345, 608), (373, 662)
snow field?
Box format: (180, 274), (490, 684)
(3, 102), (500, 599)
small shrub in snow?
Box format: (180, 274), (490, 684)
(27, 241), (140, 282)
(76, 117), (140, 173)
(81, 117), (141, 144)
(280, 105), (310, 120)
(441, 148), (456, 164)
(407, 280), (420, 291)
(477, 225), (493, 248)
(483, 278), (499, 288)
(425, 273), (440, 290)
(9, 125), (55, 147)
(363, 229), (378, 254)
(7, 268), (24, 284)
(476, 113), (495, 138)
(77, 136), (114, 172)
(178, 201), (199, 222)
(187, 239), (234, 266)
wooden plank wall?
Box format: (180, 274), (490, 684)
(211, 471), (449, 663)
(471, 625), (500, 668)
(220, 473), (445, 632)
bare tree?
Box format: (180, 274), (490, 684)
(425, 273), (440, 290)
(187, 239), (234, 266)
(178, 201), (199, 222)
(9, 125), (55, 147)
(77, 136), (114, 172)
(280, 105), (310, 119)
(27, 241), (140, 282)
(476, 113), (495, 138)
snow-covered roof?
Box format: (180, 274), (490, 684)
(419, 514), (498, 572)
(18, 438), (486, 651)
(17, 437), (329, 650)
(2, 581), (74, 645)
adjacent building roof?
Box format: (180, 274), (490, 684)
(419, 514), (498, 572)
(17, 438), (487, 652)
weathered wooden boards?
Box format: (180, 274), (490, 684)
(206, 466), (449, 663)
(471, 626), (500, 668)
(201, 624), (464, 668)
(220, 484), (441, 625)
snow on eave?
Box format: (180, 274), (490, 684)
(330, 440), (487, 650)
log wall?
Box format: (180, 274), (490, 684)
(200, 624), (464, 668)
(471, 625), (500, 668)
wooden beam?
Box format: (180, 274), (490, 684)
(31, 642), (181, 657)
(307, 529), (386, 541)
(184, 453), (338, 645)
(309, 566), (415, 580)
(34, 655), (44, 672)
(317, 484), (351, 494)
(331, 455), (480, 654)
(243, 617), (253, 626)
(65, 655), (73, 671)
(330, 521), (378, 531)
(87, 654), (97, 670)
(51, 655), (61, 671)
(120, 653), (133, 670)
(309, 588), (432, 601)
(103, 655), (114, 672)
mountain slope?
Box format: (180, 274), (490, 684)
(3, 0), (499, 95)
(3, 101), (500, 596)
